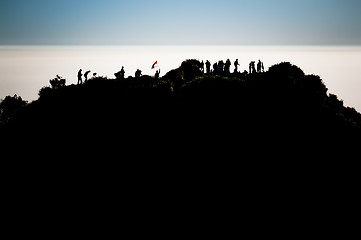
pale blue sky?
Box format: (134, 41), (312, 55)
(1, 0), (361, 45)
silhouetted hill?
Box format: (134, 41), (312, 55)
(2, 59), (361, 155)
(2, 60), (360, 228)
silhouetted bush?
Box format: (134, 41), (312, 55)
(268, 62), (305, 80)
(38, 86), (52, 98)
(49, 75), (66, 89)
(162, 59), (203, 90)
(0, 95), (27, 126)
(88, 76), (108, 82)
(180, 59), (203, 81)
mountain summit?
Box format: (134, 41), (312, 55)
(1, 60), (361, 153)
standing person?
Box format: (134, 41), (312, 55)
(84, 70), (91, 82)
(257, 60), (262, 73)
(218, 60), (224, 73)
(205, 60), (211, 74)
(224, 59), (231, 74)
(201, 61), (204, 73)
(120, 66), (125, 79)
(135, 69), (142, 78)
(234, 59), (239, 73)
(213, 62), (218, 74)
(252, 61), (256, 73)
(115, 66), (125, 80)
(77, 69), (82, 84)
(155, 69), (160, 79)
(249, 61), (256, 74)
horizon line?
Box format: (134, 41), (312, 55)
(2, 44), (361, 48)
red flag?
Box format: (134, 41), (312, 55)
(152, 61), (158, 69)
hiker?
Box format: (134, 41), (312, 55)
(257, 60), (262, 73)
(205, 60), (211, 74)
(249, 61), (256, 74)
(120, 66), (125, 79)
(135, 69), (142, 78)
(224, 59), (231, 74)
(252, 61), (256, 73)
(84, 70), (91, 82)
(115, 66), (125, 80)
(218, 60), (224, 73)
(234, 59), (239, 73)
(77, 69), (82, 84)
(155, 69), (160, 79)
(201, 61), (204, 73)
(213, 62), (218, 74)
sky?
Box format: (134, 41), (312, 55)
(1, 0), (361, 45)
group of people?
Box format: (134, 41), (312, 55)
(249, 60), (265, 74)
(77, 67), (160, 85)
(202, 59), (234, 74)
(77, 59), (264, 84)
(77, 69), (96, 84)
(201, 59), (265, 75)
(115, 67), (160, 80)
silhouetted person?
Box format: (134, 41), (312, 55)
(77, 69), (82, 84)
(114, 72), (120, 79)
(84, 70), (91, 82)
(252, 62), (256, 73)
(120, 66), (125, 79)
(224, 59), (231, 74)
(234, 59), (239, 73)
(205, 60), (211, 74)
(201, 61), (204, 73)
(213, 62), (218, 74)
(218, 60), (224, 73)
(262, 62), (265, 72)
(155, 69), (160, 79)
(115, 66), (125, 80)
(135, 69), (142, 78)
(257, 60), (262, 73)
(249, 61), (256, 74)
